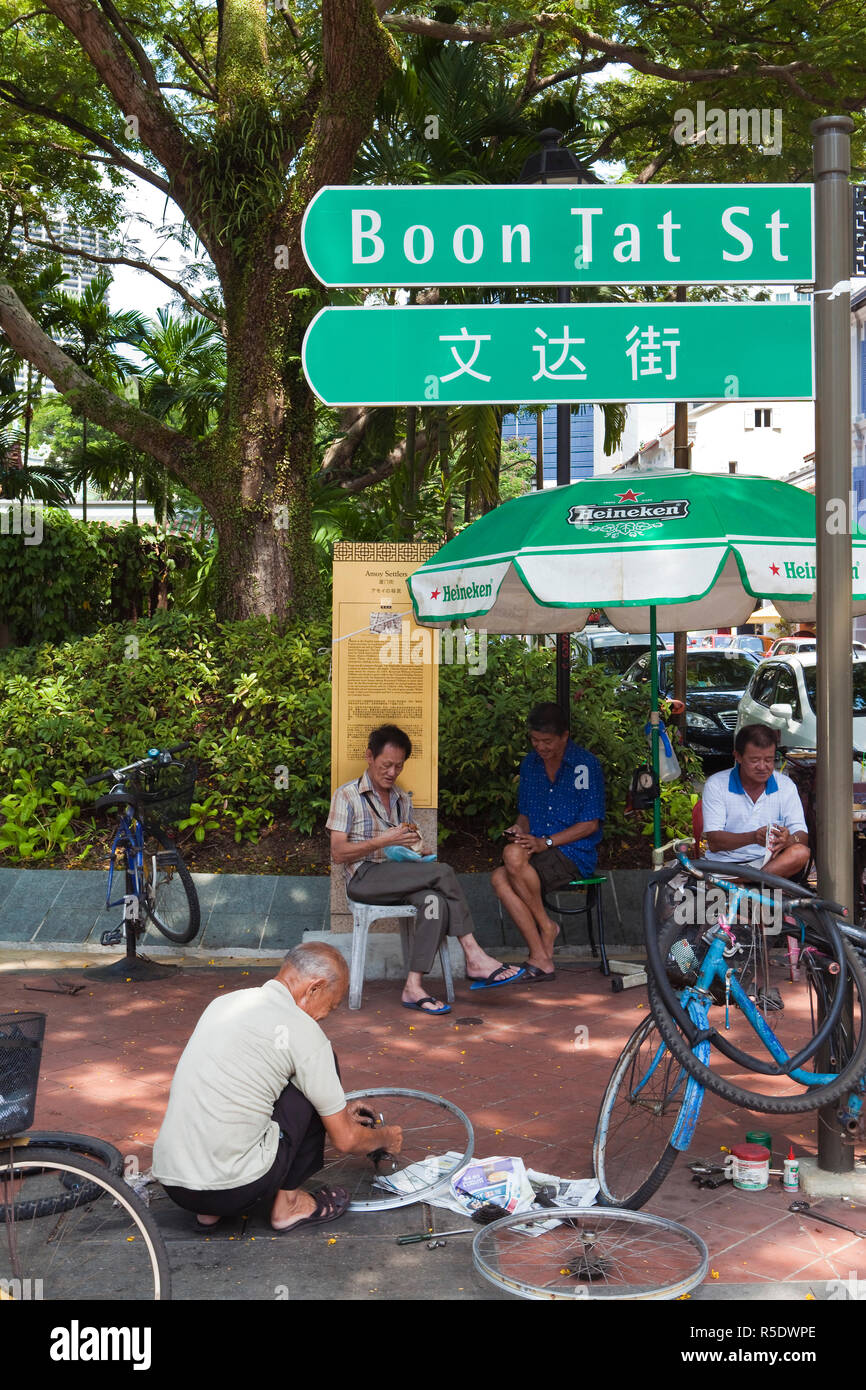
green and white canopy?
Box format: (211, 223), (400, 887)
(408, 471), (866, 633)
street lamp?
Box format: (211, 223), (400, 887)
(520, 129), (600, 722)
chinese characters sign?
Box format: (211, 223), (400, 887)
(301, 184), (814, 287)
(302, 303), (813, 406)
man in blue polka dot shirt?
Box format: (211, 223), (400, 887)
(492, 702), (605, 980)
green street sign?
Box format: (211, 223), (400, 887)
(302, 302), (813, 406)
(301, 185), (814, 287)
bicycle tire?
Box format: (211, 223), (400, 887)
(647, 873), (851, 1077)
(2, 1135), (124, 1218)
(646, 927), (866, 1114)
(593, 1014), (689, 1210)
(0, 1147), (170, 1300)
(800, 947), (865, 1074)
(142, 828), (200, 944)
(308, 1088), (474, 1211)
(21, 1132), (123, 1175)
(472, 1207), (708, 1301)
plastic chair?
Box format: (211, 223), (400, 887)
(542, 875), (610, 976)
(347, 901), (455, 1010)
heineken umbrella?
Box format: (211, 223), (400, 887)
(407, 470), (866, 846)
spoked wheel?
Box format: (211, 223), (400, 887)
(593, 1014), (700, 1209)
(472, 1207), (708, 1301)
(306, 1088), (473, 1211)
(0, 1147), (170, 1300)
(142, 828), (200, 944)
(646, 884), (866, 1114)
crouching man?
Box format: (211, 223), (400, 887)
(152, 943), (401, 1232)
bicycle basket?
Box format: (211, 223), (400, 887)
(134, 760), (198, 826)
(0, 1011), (45, 1138)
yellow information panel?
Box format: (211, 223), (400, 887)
(331, 542), (439, 806)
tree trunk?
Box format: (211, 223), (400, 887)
(202, 268), (322, 622)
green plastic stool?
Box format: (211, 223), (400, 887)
(543, 874), (610, 976)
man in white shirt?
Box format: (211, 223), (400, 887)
(152, 943), (402, 1232)
(701, 724), (809, 878)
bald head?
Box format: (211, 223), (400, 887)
(276, 943), (349, 1020)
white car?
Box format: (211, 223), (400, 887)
(736, 653), (866, 762)
(767, 637), (866, 660)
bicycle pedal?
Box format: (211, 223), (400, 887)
(100, 926), (124, 947)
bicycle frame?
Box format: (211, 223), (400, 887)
(104, 800), (147, 927)
(627, 1035), (708, 1153)
(671, 862), (840, 1087)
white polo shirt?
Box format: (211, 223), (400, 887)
(701, 765), (807, 865)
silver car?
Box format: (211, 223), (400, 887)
(736, 653), (866, 762)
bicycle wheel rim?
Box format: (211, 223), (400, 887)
(0, 1148), (170, 1300)
(472, 1207), (708, 1301)
(142, 831), (199, 944)
(593, 1015), (685, 1209)
(307, 1088), (473, 1211)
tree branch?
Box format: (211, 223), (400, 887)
(96, 0), (161, 93)
(0, 83), (172, 197)
(529, 56), (608, 97)
(0, 277), (199, 481)
(338, 431), (432, 493)
(20, 227), (225, 331)
(43, 0), (223, 274)
(385, 12), (829, 88)
(0, 9), (49, 36)
(163, 32), (219, 101)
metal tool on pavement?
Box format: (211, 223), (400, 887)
(789, 1200), (866, 1237)
(397, 1227), (475, 1245)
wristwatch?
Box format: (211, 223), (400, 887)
(544, 836), (554, 848)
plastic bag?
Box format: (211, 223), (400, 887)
(645, 720), (681, 782)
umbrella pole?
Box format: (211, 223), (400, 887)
(650, 606), (662, 850)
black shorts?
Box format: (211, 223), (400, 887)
(530, 847), (583, 895)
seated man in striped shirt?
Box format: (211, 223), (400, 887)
(328, 724), (523, 1016)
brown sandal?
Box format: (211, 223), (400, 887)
(271, 1184), (350, 1233)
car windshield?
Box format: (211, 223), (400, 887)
(593, 643), (653, 674)
(804, 665), (866, 715)
(660, 654), (758, 691)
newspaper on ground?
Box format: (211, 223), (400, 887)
(373, 1152), (597, 1234)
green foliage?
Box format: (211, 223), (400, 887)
(437, 637), (556, 828)
(0, 509), (200, 644)
(0, 617), (701, 859)
(0, 771), (82, 861)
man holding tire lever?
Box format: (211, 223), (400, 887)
(152, 943), (402, 1232)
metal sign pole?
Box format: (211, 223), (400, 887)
(813, 114), (855, 1175)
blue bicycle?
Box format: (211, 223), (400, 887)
(593, 843), (866, 1208)
(85, 744), (200, 947)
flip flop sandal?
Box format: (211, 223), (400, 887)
(522, 964), (556, 982)
(271, 1184), (350, 1234)
(470, 965), (527, 991)
(401, 995), (451, 1015)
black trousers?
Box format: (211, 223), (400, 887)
(162, 1061), (339, 1217)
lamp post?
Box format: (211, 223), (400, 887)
(520, 129), (600, 723)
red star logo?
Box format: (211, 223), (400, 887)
(616, 489), (642, 503)
(769, 563), (780, 577)
(430, 587), (440, 600)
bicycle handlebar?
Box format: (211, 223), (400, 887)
(83, 742), (190, 787)
(670, 840), (848, 916)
